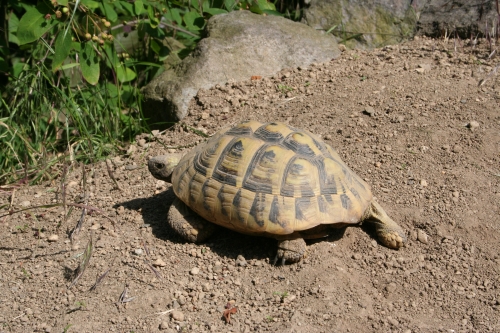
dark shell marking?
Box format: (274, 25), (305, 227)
(171, 120), (372, 237)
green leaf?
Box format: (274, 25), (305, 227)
(146, 5), (159, 28)
(224, 0), (236, 10)
(53, 31), (73, 72)
(257, 0), (276, 11)
(8, 12), (19, 32)
(150, 39), (161, 54)
(134, 0), (144, 15)
(12, 62), (27, 78)
(183, 11), (204, 31)
(102, 2), (118, 22)
(61, 63), (80, 70)
(81, 0), (100, 9)
(57, 0), (69, 5)
(116, 64), (136, 83)
(80, 43), (100, 85)
(203, 8), (227, 16)
(165, 8), (182, 26)
(17, 3), (58, 45)
(118, 1), (134, 15)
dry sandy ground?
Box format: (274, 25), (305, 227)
(1, 36), (499, 333)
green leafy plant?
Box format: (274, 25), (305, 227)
(0, 0), (282, 185)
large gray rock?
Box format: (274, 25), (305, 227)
(302, 0), (422, 49)
(417, 0), (499, 38)
(142, 10), (340, 124)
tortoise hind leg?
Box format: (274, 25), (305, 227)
(168, 198), (216, 242)
(274, 239), (307, 265)
(364, 200), (406, 249)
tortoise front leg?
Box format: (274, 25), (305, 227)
(364, 200), (406, 249)
(168, 198), (216, 242)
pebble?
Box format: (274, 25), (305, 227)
(417, 230), (429, 244)
(171, 310), (185, 321)
(452, 145), (462, 153)
(364, 106), (375, 116)
(236, 255), (247, 267)
(153, 258), (167, 267)
(420, 179), (428, 187)
(386, 282), (397, 293)
(47, 234), (59, 242)
(133, 249), (143, 256)
(468, 121), (479, 130)
(126, 145), (137, 155)
(20, 200), (31, 207)
(159, 321), (170, 330)
(190, 267), (200, 275)
(178, 295), (186, 305)
(452, 191), (459, 198)
(352, 253), (363, 260)
(201, 112), (210, 120)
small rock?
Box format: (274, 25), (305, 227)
(452, 191), (459, 198)
(352, 253), (362, 260)
(159, 321), (170, 330)
(20, 200), (31, 207)
(153, 258), (167, 267)
(126, 145), (137, 155)
(363, 106), (375, 116)
(202, 283), (211, 292)
(47, 234), (59, 242)
(468, 121), (479, 130)
(201, 112), (210, 120)
(134, 249), (143, 256)
(417, 230), (429, 244)
(236, 254), (247, 267)
(190, 267), (200, 275)
(137, 139), (147, 147)
(387, 316), (399, 326)
(386, 282), (397, 293)
(452, 145), (462, 153)
(171, 310), (185, 321)
(177, 295), (186, 305)
(420, 179), (428, 187)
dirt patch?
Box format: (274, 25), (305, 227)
(1, 36), (499, 333)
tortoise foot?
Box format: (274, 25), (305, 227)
(168, 198), (215, 243)
(274, 239), (307, 265)
(377, 230), (405, 249)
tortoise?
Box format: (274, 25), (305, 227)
(148, 120), (406, 264)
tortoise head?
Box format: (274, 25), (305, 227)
(148, 154), (184, 183)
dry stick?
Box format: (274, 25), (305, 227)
(70, 164), (89, 243)
(105, 160), (122, 191)
(89, 257), (116, 292)
(69, 232), (94, 289)
(118, 285), (136, 304)
(142, 240), (163, 280)
(61, 162), (69, 216)
(478, 63), (500, 86)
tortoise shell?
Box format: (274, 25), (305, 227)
(171, 120), (373, 238)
